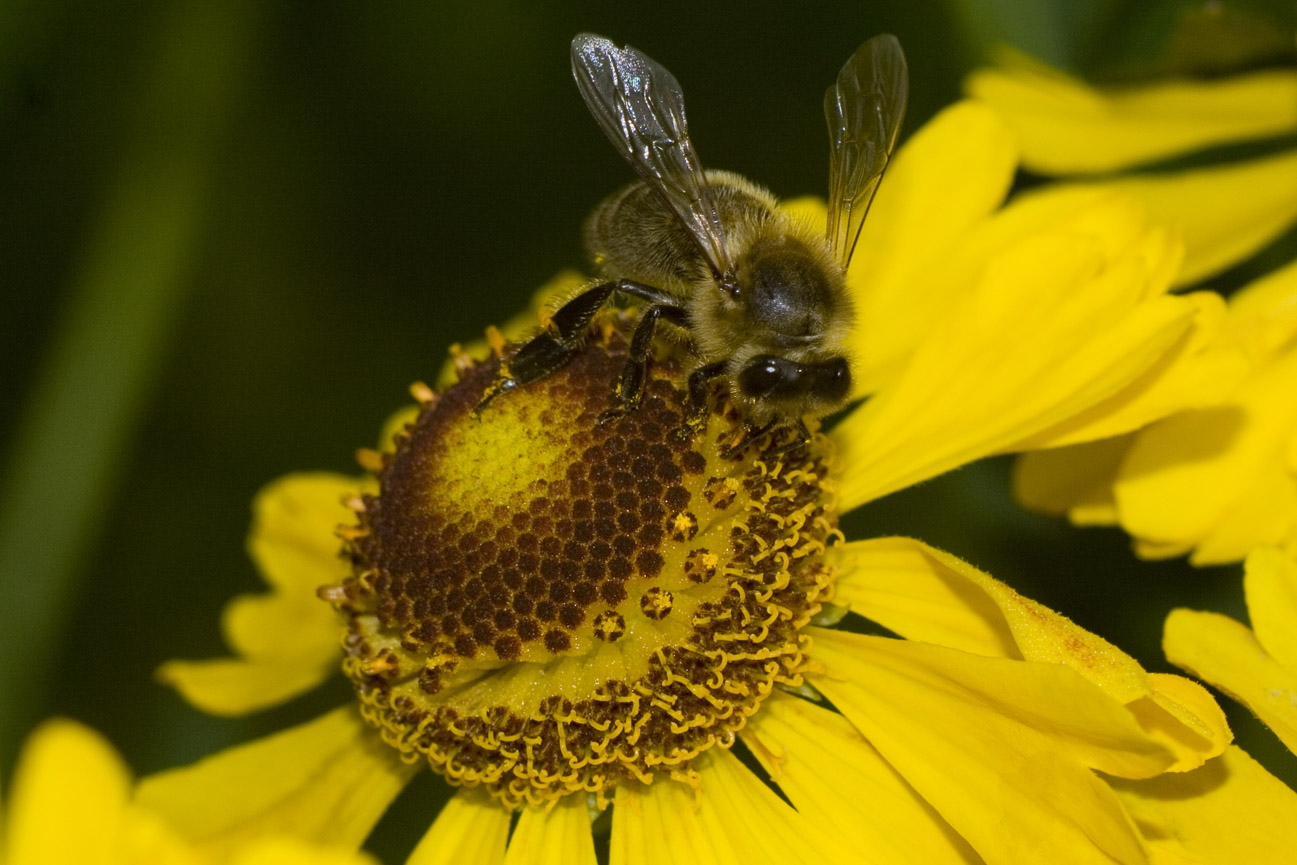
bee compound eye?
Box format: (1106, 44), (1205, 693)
(737, 355), (799, 399)
(817, 357), (851, 402)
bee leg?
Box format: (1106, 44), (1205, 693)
(670, 361), (726, 440)
(477, 279), (677, 416)
(599, 302), (689, 423)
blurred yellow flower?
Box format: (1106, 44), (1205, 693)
(1100, 546), (1297, 864)
(968, 54), (1297, 285)
(973, 55), (1297, 563)
(1165, 545), (1297, 754)
(145, 101), (1248, 864)
(0, 719), (375, 865)
(1018, 261), (1297, 562)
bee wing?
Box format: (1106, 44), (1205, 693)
(572, 33), (734, 282)
(825, 34), (908, 269)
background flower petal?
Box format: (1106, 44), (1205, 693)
(1244, 546), (1297, 672)
(843, 101), (1018, 394)
(229, 839), (378, 865)
(1109, 746), (1297, 865)
(1115, 353), (1297, 565)
(156, 656), (341, 718)
(158, 473), (356, 715)
(966, 61), (1297, 174)
(503, 795), (597, 865)
(1079, 151), (1297, 286)
(1164, 609), (1297, 754)
(1012, 436), (1128, 526)
(1225, 259), (1297, 365)
(406, 790), (510, 865)
(5, 720), (140, 865)
(832, 201), (1194, 511)
(808, 628), (1171, 864)
(135, 707), (418, 858)
(741, 691), (981, 865)
(1014, 291), (1248, 449)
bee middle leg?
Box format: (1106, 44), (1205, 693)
(600, 302), (690, 422)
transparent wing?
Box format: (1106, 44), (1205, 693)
(571, 33), (734, 281)
(825, 34), (908, 269)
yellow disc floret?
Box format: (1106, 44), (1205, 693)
(323, 318), (840, 807)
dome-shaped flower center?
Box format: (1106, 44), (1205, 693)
(326, 321), (840, 807)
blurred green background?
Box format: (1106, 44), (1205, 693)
(3, 0), (1296, 855)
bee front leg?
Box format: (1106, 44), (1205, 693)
(671, 360), (727, 440)
(474, 281), (624, 415)
(599, 303), (689, 423)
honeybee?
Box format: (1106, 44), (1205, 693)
(480, 32), (908, 428)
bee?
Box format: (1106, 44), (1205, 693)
(479, 32), (907, 429)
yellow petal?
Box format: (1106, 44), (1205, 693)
(1135, 673), (1231, 768)
(1224, 257), (1297, 365)
(844, 101), (1018, 393)
(740, 691), (979, 864)
(1015, 291), (1249, 449)
(832, 200), (1194, 511)
(246, 472), (359, 597)
(1164, 609), (1297, 754)
(966, 60), (1297, 174)
(1110, 746), (1297, 865)
(503, 795), (597, 865)
(1244, 546), (1297, 671)
(831, 538), (1148, 692)
(808, 627), (1169, 864)
(828, 538), (1229, 769)
(609, 748), (853, 865)
(406, 790), (509, 865)
(159, 473), (356, 715)
(6, 720), (135, 865)
(1012, 436), (1129, 526)
(157, 656), (341, 718)
(229, 839), (378, 865)
(1089, 150), (1297, 286)
(135, 707), (418, 858)
(1115, 351), (1297, 565)
(828, 537), (1018, 659)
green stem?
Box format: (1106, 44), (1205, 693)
(0, 0), (266, 765)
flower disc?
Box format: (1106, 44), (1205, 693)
(328, 322), (840, 806)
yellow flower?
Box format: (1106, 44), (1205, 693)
(1017, 261), (1297, 562)
(1166, 545), (1297, 755)
(1099, 546), (1297, 864)
(0, 719), (375, 865)
(967, 53), (1297, 285)
(971, 55), (1297, 563)
(147, 101), (1243, 864)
